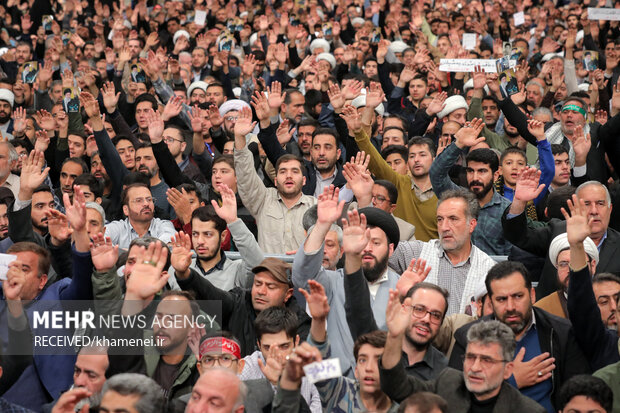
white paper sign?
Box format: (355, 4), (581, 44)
(0, 254), (17, 281)
(588, 8), (620, 20)
(462, 33), (477, 50)
(513, 11), (525, 26)
(195, 10), (207, 26)
(303, 358), (342, 384)
(439, 59), (504, 73)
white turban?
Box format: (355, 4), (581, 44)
(351, 93), (384, 116)
(317, 52), (336, 69)
(173, 30), (190, 44)
(187, 81), (208, 99)
(437, 95), (468, 119)
(548, 233), (599, 268)
(0, 89), (14, 108)
(219, 99), (250, 117)
(310, 38), (330, 54)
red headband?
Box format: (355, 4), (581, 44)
(199, 337), (241, 360)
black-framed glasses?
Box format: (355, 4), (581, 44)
(200, 354), (238, 367)
(408, 304), (443, 325)
(462, 353), (507, 369)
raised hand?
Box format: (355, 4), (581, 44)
(125, 241), (170, 299)
(267, 80), (286, 109)
(101, 81), (120, 114)
(250, 91), (270, 122)
(233, 106), (257, 137)
(78, 91), (100, 119)
(364, 82), (385, 109)
(4, 261), (26, 301)
(170, 231), (193, 277)
(299, 280), (330, 320)
(570, 124), (591, 166)
(561, 194), (592, 245)
(342, 153), (373, 202)
(425, 91), (447, 116)
(211, 183), (238, 224)
(161, 96), (184, 122)
(527, 119), (546, 141)
(188, 106), (204, 134)
(514, 167), (546, 202)
(385, 290), (413, 338)
(35, 109), (56, 131)
(46, 209), (73, 245)
(90, 233), (119, 273)
(12, 106), (27, 135)
(63, 185), (87, 232)
(341, 79), (363, 100)
(167, 188), (193, 225)
(398, 65), (417, 85)
(327, 82), (345, 111)
(340, 105), (362, 134)
(276, 119), (294, 146)
(146, 109), (164, 143)
(316, 185), (345, 225)
(341, 209), (371, 255)
(19, 150), (49, 200)
(396, 258), (431, 297)
(207, 105), (224, 129)
(454, 118), (485, 149)
(472, 65), (487, 90)
(258, 347), (285, 385)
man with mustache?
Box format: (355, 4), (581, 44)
(0, 89), (14, 138)
(104, 182), (176, 250)
(449, 261), (590, 411)
(381, 311), (546, 413)
(135, 143), (175, 219)
(293, 186), (400, 377)
(429, 118), (513, 255)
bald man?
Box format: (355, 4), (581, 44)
(185, 368), (246, 413)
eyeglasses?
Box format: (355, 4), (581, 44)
(200, 354), (238, 367)
(409, 304), (443, 325)
(372, 195), (389, 203)
(462, 353), (507, 368)
(130, 197), (155, 205)
(225, 116), (238, 122)
(163, 137), (184, 144)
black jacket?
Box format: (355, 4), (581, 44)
(176, 269), (311, 357)
(502, 207), (620, 299)
(448, 307), (591, 409)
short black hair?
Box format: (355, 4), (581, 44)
(312, 127), (339, 146)
(353, 330), (387, 361)
(551, 143), (569, 157)
(485, 261), (531, 297)
(593, 272), (620, 286)
(381, 144), (408, 162)
(122, 172), (150, 187)
(500, 147), (526, 165)
(275, 154), (307, 176)
(74, 173), (104, 198)
(134, 93), (158, 111)
(62, 157), (88, 173)
(120, 182), (151, 206)
(404, 282), (449, 321)
(466, 148), (499, 173)
(408, 136), (436, 157)
(191, 205), (226, 235)
(176, 182), (203, 203)
(557, 375), (613, 413)
(397, 392), (448, 413)
(546, 185), (576, 220)
(254, 307), (298, 341)
(374, 180), (398, 204)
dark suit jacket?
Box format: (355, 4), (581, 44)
(380, 363), (546, 413)
(448, 308), (591, 409)
(501, 207), (620, 298)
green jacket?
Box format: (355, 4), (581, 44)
(594, 360), (620, 413)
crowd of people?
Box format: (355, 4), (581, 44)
(0, 0), (619, 411)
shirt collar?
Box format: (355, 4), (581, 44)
(198, 250), (227, 275)
(369, 269), (389, 286)
(597, 231), (608, 251)
(436, 242), (474, 267)
(315, 168), (337, 182)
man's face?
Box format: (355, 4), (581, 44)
(15, 45), (32, 65)
(123, 186), (154, 223)
(552, 153), (571, 187)
(163, 127), (186, 159)
(0, 203), (8, 239)
(354, 344), (384, 394)
(567, 15), (578, 29)
(407, 144), (433, 178)
(440, 122), (460, 143)
(467, 161), (496, 200)
(311, 134), (340, 174)
(274, 160), (305, 198)
(73, 353), (108, 394)
(128, 39), (141, 58)
(0, 144), (8, 181)
(437, 37), (451, 55)
(386, 153), (408, 175)
(90, 155), (109, 184)
(68, 135), (86, 158)
(560, 104), (586, 136)
(371, 184), (395, 213)
(593, 281), (620, 330)
(364, 61), (378, 78)
(85, 208), (105, 240)
(381, 129), (406, 150)
(31, 191), (54, 232)
(82, 44), (95, 60)
(525, 84), (543, 108)
(100, 391), (140, 413)
(361, 227), (392, 283)
(436, 198), (475, 252)
(192, 219), (222, 262)
(282, 93), (305, 123)
(500, 153), (526, 187)
(223, 110), (239, 132)
(10, 251), (46, 301)
(448, 108), (467, 126)
(408, 79), (428, 102)
(322, 230), (342, 270)
(211, 160), (237, 193)
(136, 147), (159, 179)
(206, 86), (225, 107)
(297, 125), (315, 157)
(251, 271), (292, 311)
(0, 102), (14, 125)
(192, 49), (207, 69)
(153, 296), (193, 354)
(14, 145), (27, 172)
(258, 331), (295, 363)
(134, 102), (153, 130)
(578, 185), (612, 240)
(186, 370), (244, 413)
(405, 288), (445, 350)
(60, 162), (84, 196)
(560, 395), (607, 413)
(333, 48), (345, 64)
(489, 272), (533, 335)
(463, 341), (512, 401)
(190, 89), (207, 105)
(116, 139), (136, 170)
(481, 99), (499, 127)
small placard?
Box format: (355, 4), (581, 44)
(303, 358), (342, 384)
(462, 33), (477, 50)
(587, 7), (620, 20)
(0, 254), (17, 281)
(195, 10), (207, 26)
(513, 11), (525, 26)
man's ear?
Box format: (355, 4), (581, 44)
(196, 360), (202, 375)
(123, 204), (129, 217)
(220, 229), (229, 245)
(530, 287), (536, 304)
(236, 359), (245, 375)
(38, 274), (48, 292)
(493, 169), (500, 182)
(284, 287), (294, 302)
(389, 203), (397, 214)
(503, 361), (514, 380)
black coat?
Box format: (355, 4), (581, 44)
(448, 307), (591, 409)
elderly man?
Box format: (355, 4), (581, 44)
(186, 368), (246, 413)
(381, 316), (546, 413)
(503, 178), (620, 299)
